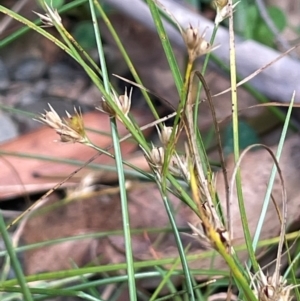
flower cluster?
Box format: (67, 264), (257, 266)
(182, 25), (217, 62)
(188, 203), (230, 250)
(97, 88), (132, 120)
(34, 0), (234, 262)
(214, 0), (240, 25)
(143, 125), (190, 181)
(37, 86), (133, 143)
(33, 3), (62, 28)
(250, 268), (294, 301)
(36, 104), (88, 144)
(142, 121), (230, 251)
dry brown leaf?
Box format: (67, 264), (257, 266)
(21, 134), (300, 278)
(0, 109), (153, 199)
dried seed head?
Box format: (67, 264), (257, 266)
(98, 97), (115, 117)
(38, 105), (62, 129)
(188, 209), (230, 251)
(214, 1), (240, 25)
(157, 125), (175, 146)
(33, 3), (62, 28)
(184, 25), (200, 51)
(118, 87), (132, 116)
(149, 146), (165, 167)
(182, 25), (217, 62)
(141, 145), (165, 178)
(169, 152), (190, 181)
(97, 88), (132, 120)
(214, 0), (228, 9)
(250, 268), (294, 301)
(36, 104), (88, 144)
(64, 108), (86, 140)
(188, 222), (212, 249)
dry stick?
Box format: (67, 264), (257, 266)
(185, 73), (212, 205)
(6, 150), (103, 230)
(194, 71), (230, 226)
(245, 228), (300, 292)
(219, 102), (300, 124)
(193, 72), (233, 301)
(184, 72), (226, 236)
(274, 168), (287, 285)
(0, 0), (28, 34)
(6, 112), (177, 230)
(213, 43), (300, 98)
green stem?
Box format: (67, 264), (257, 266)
(159, 192), (195, 301)
(94, 0), (160, 121)
(194, 24), (219, 128)
(110, 117), (137, 301)
(228, 0), (259, 277)
(0, 212), (33, 301)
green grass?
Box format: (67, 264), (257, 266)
(0, 0), (299, 300)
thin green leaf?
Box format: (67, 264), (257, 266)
(0, 213), (33, 301)
(159, 192), (195, 301)
(146, 0), (183, 96)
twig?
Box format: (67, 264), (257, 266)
(0, 0), (28, 34)
(105, 0), (300, 103)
